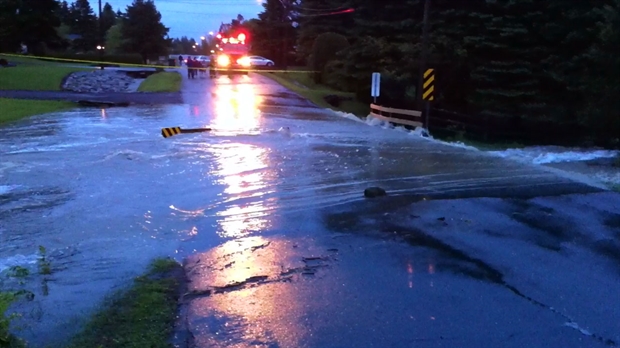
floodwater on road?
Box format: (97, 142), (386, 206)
(0, 73), (609, 347)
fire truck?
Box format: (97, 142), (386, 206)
(214, 22), (251, 74)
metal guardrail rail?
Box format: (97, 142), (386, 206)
(369, 104), (423, 128)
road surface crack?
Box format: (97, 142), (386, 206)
(388, 223), (617, 347)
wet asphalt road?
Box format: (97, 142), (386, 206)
(1, 70), (619, 347)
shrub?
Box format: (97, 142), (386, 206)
(309, 32), (349, 84)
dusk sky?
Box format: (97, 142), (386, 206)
(89, 0), (265, 39)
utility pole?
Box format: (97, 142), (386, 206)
(417, 0), (431, 129)
(98, 0), (104, 69)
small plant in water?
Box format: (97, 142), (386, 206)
(37, 246), (51, 276)
(0, 292), (26, 348)
(6, 268), (28, 280)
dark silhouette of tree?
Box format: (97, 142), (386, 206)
(120, 0), (170, 63)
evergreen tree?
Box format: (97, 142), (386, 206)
(338, 0), (423, 106)
(68, 0), (98, 51)
(467, 0), (547, 123)
(296, 0), (353, 64)
(58, 1), (71, 25)
(0, 0), (21, 52)
(250, 0), (297, 66)
(12, 0), (62, 54)
(581, 0), (620, 142)
(100, 2), (117, 37)
(121, 0), (170, 63)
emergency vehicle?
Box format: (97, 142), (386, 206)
(214, 23), (251, 74)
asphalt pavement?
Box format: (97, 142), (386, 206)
(1, 67), (618, 348)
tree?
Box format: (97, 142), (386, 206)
(309, 32), (348, 83)
(68, 0), (98, 51)
(58, 1), (71, 25)
(249, 0), (298, 67)
(100, 2), (116, 37)
(0, 0), (21, 52)
(336, 0), (423, 106)
(581, 0), (620, 143)
(296, 0), (354, 64)
(120, 0), (170, 62)
(105, 23), (124, 53)
(170, 36), (198, 54)
(9, 0), (63, 54)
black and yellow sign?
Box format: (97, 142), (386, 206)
(161, 126), (213, 138)
(423, 68), (435, 101)
(161, 127), (182, 138)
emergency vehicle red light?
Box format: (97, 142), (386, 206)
(238, 33), (246, 41)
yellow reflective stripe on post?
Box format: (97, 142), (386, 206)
(161, 127), (181, 138)
(423, 68), (435, 101)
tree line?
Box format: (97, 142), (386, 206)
(249, 0), (620, 146)
(0, 0), (173, 63)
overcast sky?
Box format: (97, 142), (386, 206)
(89, 0), (264, 39)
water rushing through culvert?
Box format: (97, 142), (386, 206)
(0, 74), (598, 345)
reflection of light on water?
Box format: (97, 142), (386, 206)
(191, 237), (305, 347)
(169, 205), (206, 218)
(202, 142), (278, 239)
(407, 261), (414, 289)
(100, 109), (107, 118)
(212, 83), (263, 135)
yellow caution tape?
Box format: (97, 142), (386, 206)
(0, 53), (317, 74)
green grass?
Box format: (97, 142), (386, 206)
(137, 72), (182, 92)
(260, 71), (370, 117)
(0, 66), (87, 91)
(0, 98), (75, 124)
(1, 292), (26, 348)
(63, 258), (183, 348)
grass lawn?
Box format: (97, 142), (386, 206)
(0, 66), (88, 91)
(0, 98), (75, 124)
(260, 70), (370, 117)
(63, 258), (184, 348)
(138, 72), (182, 92)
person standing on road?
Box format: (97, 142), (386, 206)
(209, 55), (217, 79)
(178, 55), (184, 67)
(187, 57), (194, 79)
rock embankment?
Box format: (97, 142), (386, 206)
(62, 70), (139, 93)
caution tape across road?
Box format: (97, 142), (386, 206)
(0, 53), (317, 74)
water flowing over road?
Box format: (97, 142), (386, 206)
(1, 72), (618, 347)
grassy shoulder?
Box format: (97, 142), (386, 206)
(138, 72), (182, 92)
(260, 70), (369, 117)
(63, 258), (184, 348)
(0, 98), (75, 124)
(0, 55), (88, 91)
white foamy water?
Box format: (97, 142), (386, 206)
(0, 254), (38, 274)
(0, 185), (20, 195)
(489, 147), (618, 164)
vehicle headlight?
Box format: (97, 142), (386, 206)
(237, 56), (251, 67)
(217, 55), (230, 67)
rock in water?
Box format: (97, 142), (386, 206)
(364, 187), (387, 198)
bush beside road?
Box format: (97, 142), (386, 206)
(137, 72), (182, 92)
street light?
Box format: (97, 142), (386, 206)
(200, 36), (205, 41)
(209, 31), (214, 36)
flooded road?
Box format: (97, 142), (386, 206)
(1, 72), (618, 347)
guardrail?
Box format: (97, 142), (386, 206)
(369, 104), (423, 128)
